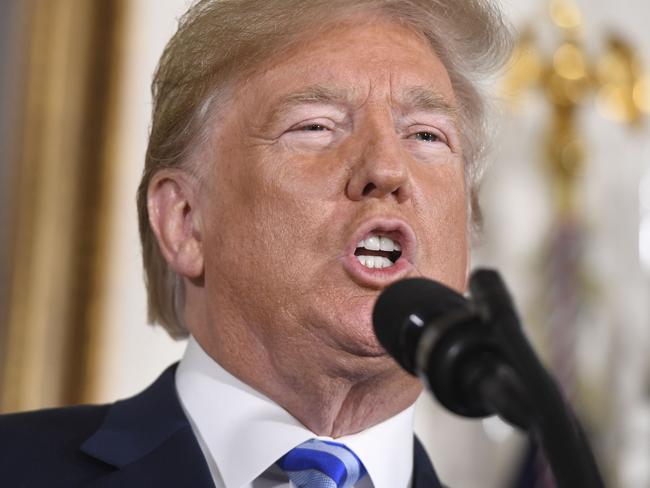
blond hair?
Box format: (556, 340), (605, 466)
(137, 0), (513, 338)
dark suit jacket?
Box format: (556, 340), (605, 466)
(0, 364), (443, 487)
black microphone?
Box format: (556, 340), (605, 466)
(372, 274), (530, 424)
(372, 269), (605, 488)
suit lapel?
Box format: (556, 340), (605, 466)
(87, 426), (213, 487)
(412, 436), (443, 488)
(80, 364), (214, 487)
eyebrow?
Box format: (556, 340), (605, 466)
(264, 85), (352, 127)
(398, 86), (460, 119)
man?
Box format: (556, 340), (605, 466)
(0, 0), (511, 486)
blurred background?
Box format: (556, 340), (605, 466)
(0, 0), (648, 486)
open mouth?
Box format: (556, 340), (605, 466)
(354, 234), (403, 269)
(342, 218), (415, 287)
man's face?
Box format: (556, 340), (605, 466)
(197, 18), (468, 364)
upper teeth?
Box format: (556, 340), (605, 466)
(356, 235), (401, 252)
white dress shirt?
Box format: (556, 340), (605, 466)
(175, 336), (415, 488)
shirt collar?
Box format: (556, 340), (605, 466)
(176, 336), (414, 488)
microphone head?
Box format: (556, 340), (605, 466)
(373, 278), (468, 374)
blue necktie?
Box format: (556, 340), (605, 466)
(277, 438), (368, 488)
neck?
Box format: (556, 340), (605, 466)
(190, 318), (422, 437)
(273, 364), (422, 437)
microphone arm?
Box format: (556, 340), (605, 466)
(374, 269), (604, 488)
(471, 270), (603, 487)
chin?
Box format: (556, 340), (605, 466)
(340, 331), (388, 358)
(330, 306), (388, 358)
(305, 284), (389, 355)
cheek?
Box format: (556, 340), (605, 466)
(206, 150), (343, 274)
(248, 150), (346, 234)
(417, 165), (469, 291)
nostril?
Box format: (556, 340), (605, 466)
(362, 183), (376, 196)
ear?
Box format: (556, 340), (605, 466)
(147, 170), (204, 279)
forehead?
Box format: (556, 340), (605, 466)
(232, 17), (457, 114)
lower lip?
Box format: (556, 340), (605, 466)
(341, 253), (413, 288)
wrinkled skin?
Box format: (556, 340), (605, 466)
(149, 16), (469, 436)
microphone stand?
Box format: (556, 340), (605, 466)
(421, 270), (604, 488)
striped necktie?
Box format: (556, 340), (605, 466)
(277, 438), (368, 488)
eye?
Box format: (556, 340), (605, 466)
(412, 131), (440, 142)
(283, 119), (340, 149)
(403, 124), (455, 160)
(409, 130), (449, 145)
(299, 123), (328, 132)
(287, 121), (334, 134)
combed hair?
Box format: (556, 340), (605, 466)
(136, 0), (513, 338)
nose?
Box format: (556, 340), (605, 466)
(345, 124), (412, 203)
